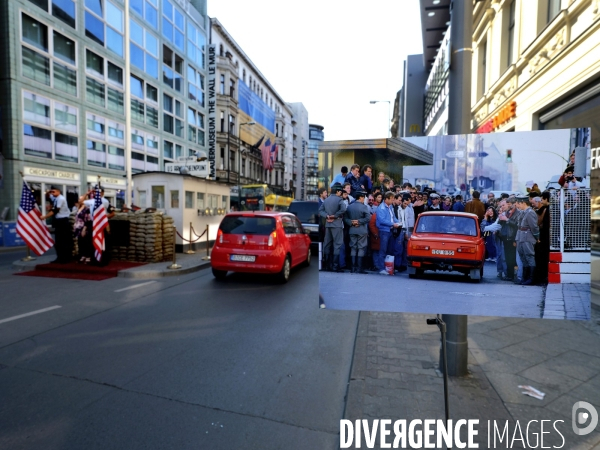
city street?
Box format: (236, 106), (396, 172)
(0, 255), (358, 450)
(320, 261), (590, 320)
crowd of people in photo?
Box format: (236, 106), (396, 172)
(318, 157), (586, 286)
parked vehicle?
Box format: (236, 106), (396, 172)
(406, 211), (485, 282)
(210, 212), (312, 283)
(287, 201), (320, 250)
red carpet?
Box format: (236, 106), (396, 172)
(15, 260), (146, 281)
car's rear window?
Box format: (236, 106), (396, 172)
(288, 202), (318, 224)
(219, 216), (276, 235)
(416, 216), (477, 236)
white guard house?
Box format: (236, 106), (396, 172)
(132, 155), (230, 253)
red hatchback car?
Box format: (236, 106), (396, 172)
(210, 212), (312, 283)
(406, 211), (485, 282)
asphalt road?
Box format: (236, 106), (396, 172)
(320, 261), (546, 319)
(0, 259), (358, 449)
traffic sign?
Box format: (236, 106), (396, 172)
(468, 152), (489, 157)
(446, 151), (464, 158)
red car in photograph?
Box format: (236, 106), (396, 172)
(406, 211), (485, 282)
(210, 212), (312, 283)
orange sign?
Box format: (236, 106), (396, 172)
(476, 101), (517, 134)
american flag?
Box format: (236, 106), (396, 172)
(16, 181), (54, 255)
(92, 186), (108, 261)
(269, 143), (278, 171)
(261, 137), (272, 170)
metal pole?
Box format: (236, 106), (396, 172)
(202, 224), (211, 260)
(124, 0), (132, 208)
(442, 0), (473, 378)
(185, 221), (195, 254)
(21, 246), (36, 262)
(560, 188), (565, 252)
(167, 225), (181, 269)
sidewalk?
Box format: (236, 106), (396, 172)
(12, 252), (212, 278)
(344, 293), (600, 449)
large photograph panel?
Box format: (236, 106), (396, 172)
(319, 129), (591, 320)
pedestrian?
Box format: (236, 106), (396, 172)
(515, 196), (539, 285)
(465, 190), (485, 222)
(319, 183), (346, 272)
(375, 192), (401, 275)
(480, 207), (498, 262)
(358, 164), (373, 196)
(533, 191), (551, 284)
(344, 190), (371, 273)
(452, 194), (465, 212)
(330, 166), (348, 188)
(344, 164), (363, 197)
(40, 186), (73, 264)
(498, 198), (519, 281)
(73, 195), (93, 264)
(399, 193), (415, 271)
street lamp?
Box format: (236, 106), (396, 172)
(370, 100), (391, 138)
(238, 122), (256, 207)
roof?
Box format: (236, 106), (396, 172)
(419, 0), (451, 68)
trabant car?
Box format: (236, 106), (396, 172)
(406, 211), (485, 282)
(210, 211), (311, 283)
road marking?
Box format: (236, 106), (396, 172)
(0, 306), (62, 324)
(114, 281), (157, 292)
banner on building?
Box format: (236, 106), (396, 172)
(207, 44), (217, 179)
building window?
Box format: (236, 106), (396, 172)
(21, 15), (77, 95)
(130, 75), (158, 128)
(28, 0), (77, 28)
(163, 140), (173, 161)
(85, 49), (125, 113)
(151, 185), (165, 208)
(230, 78), (235, 98)
(170, 190), (179, 208)
(185, 191), (194, 209)
(547, 0), (560, 23)
(187, 107), (205, 146)
(85, 0), (124, 57)
(187, 22), (205, 69)
(130, 0), (158, 29)
(162, 0), (184, 51)
(220, 74), (225, 95)
(506, 0), (516, 69)
(197, 192), (204, 210)
(130, 19), (159, 79)
(163, 45), (183, 92)
(22, 90), (79, 163)
(187, 65), (205, 108)
(86, 112), (125, 170)
(478, 40), (487, 98)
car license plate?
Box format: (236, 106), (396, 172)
(432, 249), (454, 255)
(231, 254), (256, 262)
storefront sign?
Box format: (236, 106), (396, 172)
(207, 44), (217, 179)
(165, 162), (208, 177)
(476, 101), (517, 134)
(24, 167), (80, 181)
(87, 175), (126, 186)
(591, 147), (600, 170)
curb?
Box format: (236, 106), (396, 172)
(117, 261), (212, 279)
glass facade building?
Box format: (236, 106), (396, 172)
(0, 0), (208, 215)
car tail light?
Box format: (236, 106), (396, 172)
(412, 261), (422, 267)
(217, 229), (223, 244)
(412, 244), (430, 250)
(268, 231), (277, 247)
(457, 246), (476, 253)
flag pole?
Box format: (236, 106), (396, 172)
(18, 171), (37, 262)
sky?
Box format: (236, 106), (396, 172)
(207, 0), (424, 141)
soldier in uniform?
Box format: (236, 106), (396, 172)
(515, 196), (540, 285)
(319, 183), (346, 272)
(344, 190), (371, 273)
